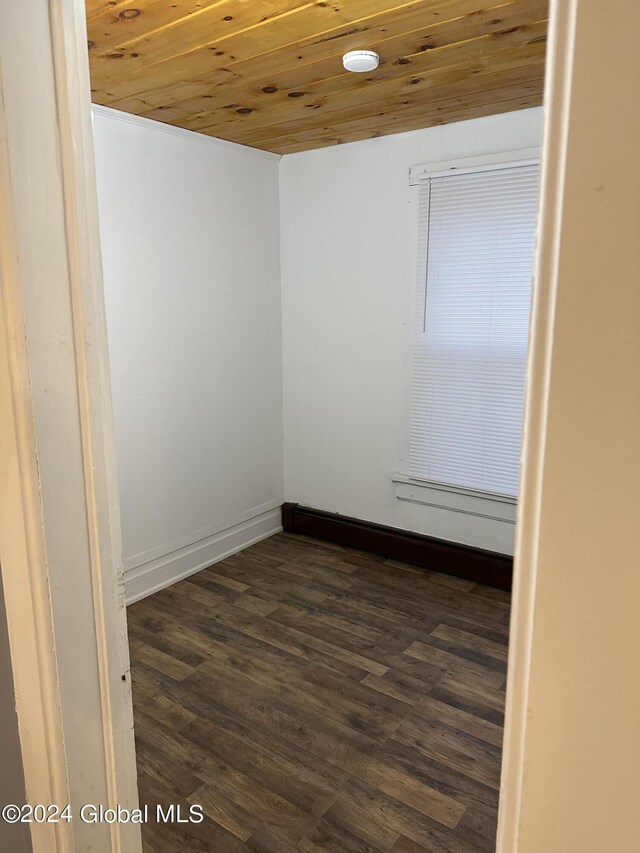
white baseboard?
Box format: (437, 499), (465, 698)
(124, 506), (282, 605)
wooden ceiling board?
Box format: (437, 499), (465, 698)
(101, 0), (544, 116)
(183, 48), (546, 146)
(87, 0), (548, 154)
(223, 73), (545, 150)
(275, 95), (543, 153)
(171, 27), (547, 136)
(90, 0), (488, 111)
(135, 18), (546, 127)
(249, 91), (542, 153)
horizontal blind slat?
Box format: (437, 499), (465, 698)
(409, 162), (539, 497)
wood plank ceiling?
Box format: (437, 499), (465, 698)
(86, 0), (548, 155)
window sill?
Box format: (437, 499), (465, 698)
(391, 473), (516, 523)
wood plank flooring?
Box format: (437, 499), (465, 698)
(128, 532), (510, 852)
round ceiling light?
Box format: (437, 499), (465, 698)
(343, 50), (380, 73)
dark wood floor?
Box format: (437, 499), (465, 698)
(128, 532), (510, 853)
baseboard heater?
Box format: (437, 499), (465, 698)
(282, 502), (512, 591)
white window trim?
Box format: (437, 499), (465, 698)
(397, 146), (541, 514)
(408, 147), (541, 185)
(391, 473), (516, 523)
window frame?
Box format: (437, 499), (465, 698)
(397, 147), (541, 511)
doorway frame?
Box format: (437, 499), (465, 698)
(0, 2), (140, 850)
(3, 1), (638, 852)
(497, 0), (640, 848)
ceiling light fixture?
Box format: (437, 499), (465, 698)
(343, 50), (380, 73)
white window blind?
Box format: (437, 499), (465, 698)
(409, 162), (539, 498)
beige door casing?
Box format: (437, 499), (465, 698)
(0, 2), (140, 851)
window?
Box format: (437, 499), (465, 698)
(409, 156), (539, 498)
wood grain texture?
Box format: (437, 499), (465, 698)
(87, 0), (548, 153)
(128, 531), (510, 851)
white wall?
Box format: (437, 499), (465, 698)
(94, 106), (543, 590)
(280, 108), (543, 555)
(93, 107), (284, 601)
